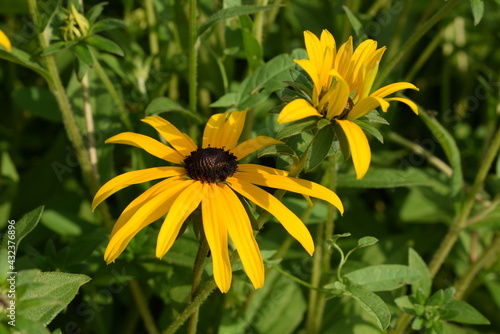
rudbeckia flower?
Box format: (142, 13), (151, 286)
(278, 30), (419, 179)
(93, 110), (343, 292)
(0, 29), (12, 52)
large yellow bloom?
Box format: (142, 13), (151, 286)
(0, 29), (12, 52)
(93, 110), (343, 292)
(278, 30), (419, 179)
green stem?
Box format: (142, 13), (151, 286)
(129, 280), (161, 334)
(312, 156), (338, 332)
(92, 55), (133, 131)
(272, 265), (334, 294)
(428, 125), (500, 278)
(305, 218), (324, 334)
(454, 232), (500, 300)
(375, 0), (462, 88)
(404, 30), (443, 83)
(187, 239), (209, 334)
(188, 0), (200, 140)
(253, 0), (268, 46)
(81, 73), (100, 185)
(144, 0), (160, 70)
(28, 0), (98, 193)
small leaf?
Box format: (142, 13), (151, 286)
(394, 296), (418, 316)
(92, 18), (127, 33)
(239, 15), (263, 69)
(86, 2), (107, 23)
(210, 92), (240, 108)
(345, 279), (391, 330)
(0, 49), (51, 84)
(409, 248), (432, 299)
(343, 6), (368, 42)
(74, 43), (93, 67)
(276, 118), (317, 140)
(470, 0), (484, 26)
(345, 264), (421, 291)
(41, 41), (76, 56)
(362, 110), (390, 125)
(85, 35), (124, 56)
(419, 110), (463, 196)
(357, 236), (378, 248)
(333, 122), (351, 161)
(198, 4), (283, 36)
(305, 124), (334, 172)
(145, 97), (203, 123)
(443, 300), (490, 324)
(257, 144), (297, 162)
(354, 120), (384, 143)
(19, 272), (91, 325)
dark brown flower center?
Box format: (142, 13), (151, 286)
(183, 147), (238, 183)
(338, 97), (355, 119)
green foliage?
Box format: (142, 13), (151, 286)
(1, 0), (499, 333)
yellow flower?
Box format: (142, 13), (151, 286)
(278, 30), (419, 179)
(0, 29), (12, 52)
(93, 110), (343, 292)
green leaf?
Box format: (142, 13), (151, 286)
(443, 300), (490, 324)
(145, 97), (203, 123)
(470, 0), (484, 25)
(394, 296), (418, 316)
(342, 6), (368, 42)
(12, 87), (61, 122)
(409, 248), (432, 299)
(238, 53), (295, 109)
(337, 167), (443, 189)
(13, 206), (44, 248)
(74, 43), (93, 67)
(357, 236), (378, 248)
(305, 124), (334, 171)
(41, 41), (76, 56)
(0, 49), (51, 84)
(198, 4), (283, 36)
(345, 265), (421, 291)
(257, 144), (297, 162)
(276, 118), (317, 140)
(38, 0), (61, 33)
(40, 209), (82, 237)
(333, 122), (351, 161)
(85, 35), (124, 56)
(210, 92), (240, 108)
(354, 120), (384, 143)
(362, 110), (390, 125)
(239, 15), (263, 69)
(92, 18), (127, 33)
(418, 110), (463, 196)
(86, 2), (107, 23)
(19, 272), (91, 325)
(428, 287), (455, 307)
(345, 279), (391, 330)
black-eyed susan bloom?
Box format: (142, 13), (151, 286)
(0, 29), (12, 52)
(278, 30), (419, 179)
(93, 110), (343, 292)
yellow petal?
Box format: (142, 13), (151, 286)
(202, 113), (226, 148)
(335, 36), (353, 78)
(156, 181), (205, 258)
(231, 136), (283, 161)
(218, 110), (247, 150)
(235, 169), (343, 214)
(141, 116), (197, 156)
(104, 177), (190, 263)
(336, 120), (371, 179)
(105, 132), (185, 164)
(220, 185), (264, 289)
(228, 177), (314, 255)
(370, 82), (419, 99)
(277, 99), (322, 124)
(323, 74), (350, 119)
(109, 176), (185, 238)
(384, 97), (419, 114)
(346, 96), (389, 120)
(303, 31), (322, 78)
(294, 59), (321, 95)
(237, 164), (289, 176)
(320, 29), (336, 68)
(0, 29), (12, 52)
(92, 166), (186, 210)
(203, 184), (232, 292)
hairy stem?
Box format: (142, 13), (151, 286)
(130, 280), (161, 334)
